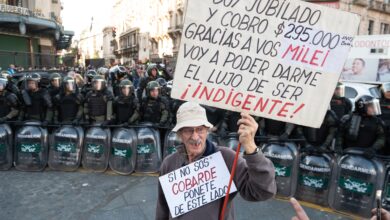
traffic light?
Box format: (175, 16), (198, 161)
(112, 27), (116, 38)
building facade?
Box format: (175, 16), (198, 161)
(0, 0), (73, 69)
(307, 0), (390, 35)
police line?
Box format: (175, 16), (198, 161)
(0, 121), (389, 218)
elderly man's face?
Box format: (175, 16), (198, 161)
(178, 126), (208, 158)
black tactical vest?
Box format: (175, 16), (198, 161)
(115, 96), (135, 123)
(87, 93), (106, 117)
(59, 94), (79, 121)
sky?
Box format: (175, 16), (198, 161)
(61, 0), (114, 39)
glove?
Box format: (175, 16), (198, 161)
(72, 119), (79, 126)
(279, 133), (289, 142)
(0, 117), (6, 123)
(363, 148), (376, 159)
(41, 121), (49, 127)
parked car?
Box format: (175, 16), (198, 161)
(343, 82), (381, 110)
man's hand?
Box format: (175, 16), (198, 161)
(237, 113), (258, 154)
(290, 197), (309, 220)
(371, 208), (390, 220)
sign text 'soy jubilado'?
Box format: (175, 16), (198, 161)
(159, 152), (237, 217)
(171, 0), (360, 128)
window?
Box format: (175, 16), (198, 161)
(345, 87), (358, 99)
(52, 0), (58, 3)
(369, 87), (381, 99)
(381, 23), (390, 34)
(7, 0), (17, 6)
(368, 20), (374, 35)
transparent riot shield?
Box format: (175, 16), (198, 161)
(135, 123), (161, 173)
(82, 126), (110, 172)
(109, 128), (137, 175)
(48, 125), (84, 171)
(262, 141), (299, 197)
(295, 148), (335, 206)
(163, 130), (181, 159)
(329, 148), (385, 218)
(0, 123), (12, 170)
(14, 121), (48, 171)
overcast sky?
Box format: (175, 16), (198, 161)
(61, 0), (113, 39)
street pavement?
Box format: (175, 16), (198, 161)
(0, 168), (356, 220)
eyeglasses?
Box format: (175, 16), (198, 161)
(180, 126), (208, 136)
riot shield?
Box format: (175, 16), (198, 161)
(295, 148), (335, 206)
(48, 125), (84, 171)
(82, 126), (110, 172)
(262, 141), (299, 197)
(109, 128), (137, 175)
(14, 121), (48, 171)
(0, 123), (12, 170)
(329, 148), (385, 218)
(135, 124), (161, 173)
(163, 130), (181, 158)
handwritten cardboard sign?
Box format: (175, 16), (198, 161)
(171, 0), (360, 128)
(159, 151), (237, 218)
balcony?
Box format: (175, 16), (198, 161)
(384, 3), (390, 14)
(353, 0), (369, 6)
(369, 0), (385, 11)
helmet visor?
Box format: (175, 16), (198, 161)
(335, 84), (345, 98)
(64, 80), (76, 92)
(27, 80), (38, 91)
(382, 83), (390, 93)
(121, 86), (131, 96)
(51, 78), (61, 88)
(367, 99), (381, 116)
(93, 79), (105, 91)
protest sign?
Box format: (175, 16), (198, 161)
(171, 0), (360, 128)
(159, 151), (237, 218)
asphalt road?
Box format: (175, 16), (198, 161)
(0, 168), (356, 220)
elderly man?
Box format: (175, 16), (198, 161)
(156, 102), (276, 220)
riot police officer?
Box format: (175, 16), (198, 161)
(0, 75), (19, 122)
(140, 81), (168, 126)
(48, 72), (62, 98)
(337, 95), (385, 158)
(97, 67), (109, 78)
(110, 65), (131, 97)
(112, 79), (140, 126)
(137, 65), (160, 102)
(298, 109), (338, 152)
(156, 78), (172, 124)
(53, 77), (83, 124)
(330, 82), (353, 120)
(1, 71), (19, 95)
(379, 82), (390, 155)
(84, 75), (113, 126)
(19, 73), (53, 124)
(81, 69), (97, 96)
